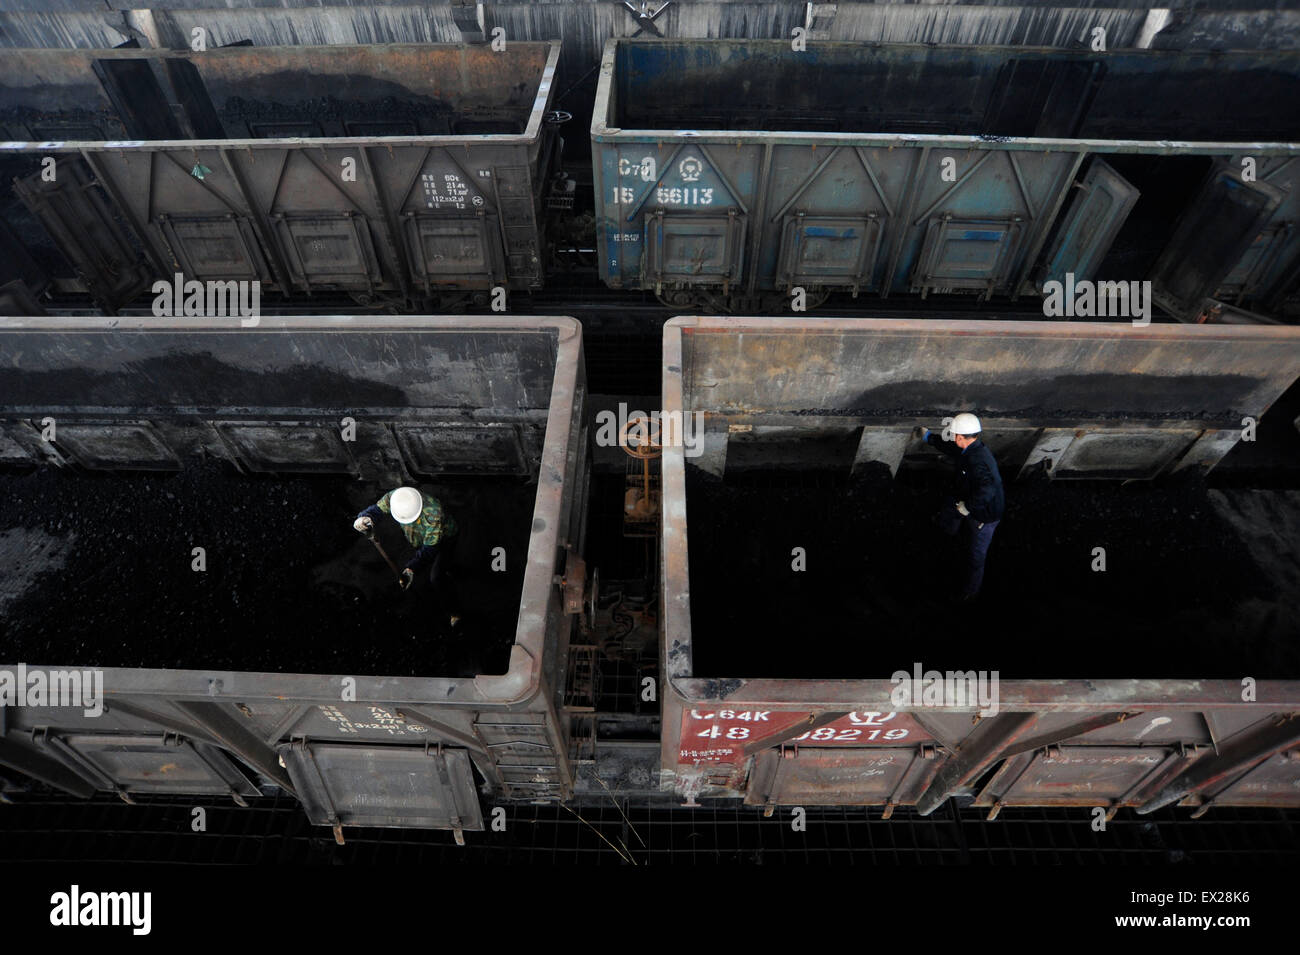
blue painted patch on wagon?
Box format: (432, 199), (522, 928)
(804, 227), (858, 238)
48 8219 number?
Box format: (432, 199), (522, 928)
(793, 727), (909, 742)
(695, 725), (910, 741)
(690, 707), (918, 745)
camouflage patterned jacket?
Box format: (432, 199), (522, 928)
(359, 490), (458, 572)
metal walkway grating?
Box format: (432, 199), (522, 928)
(1, 792), (1297, 864)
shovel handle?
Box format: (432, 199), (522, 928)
(367, 534), (403, 582)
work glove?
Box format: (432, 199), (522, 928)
(353, 516), (374, 538)
(917, 427), (931, 442)
(955, 501), (970, 517)
(399, 568), (414, 591)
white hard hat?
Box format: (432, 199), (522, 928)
(389, 487), (423, 524)
(951, 413), (982, 435)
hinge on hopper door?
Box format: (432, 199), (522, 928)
(761, 744), (799, 818)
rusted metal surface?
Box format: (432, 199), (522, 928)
(746, 745), (943, 810)
(669, 316), (1300, 480)
(659, 316), (1300, 811)
(662, 679), (1300, 812)
(1135, 712), (1300, 813)
(914, 713), (1038, 815)
(0, 44), (561, 305)
(0, 316), (589, 834)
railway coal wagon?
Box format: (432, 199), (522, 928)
(0, 43), (564, 313)
(592, 40), (1300, 320)
(0, 316), (590, 844)
(659, 316), (1300, 816)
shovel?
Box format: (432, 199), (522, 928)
(365, 531), (404, 585)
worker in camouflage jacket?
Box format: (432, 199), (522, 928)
(354, 486), (460, 623)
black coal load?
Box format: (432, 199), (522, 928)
(0, 461), (535, 677)
(687, 467), (1299, 680)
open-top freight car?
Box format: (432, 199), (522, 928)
(592, 40), (1300, 320)
(3, 312), (1300, 832)
(0, 43), (564, 313)
(0, 316), (590, 844)
(659, 316), (1300, 815)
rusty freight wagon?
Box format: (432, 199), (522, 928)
(0, 43), (563, 312)
(659, 316), (1300, 814)
(592, 40), (1300, 320)
(0, 316), (590, 843)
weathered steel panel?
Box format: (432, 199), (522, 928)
(1151, 166), (1285, 321)
(280, 741), (484, 834)
(1051, 429), (1199, 479)
(678, 318), (1300, 429)
(746, 747), (934, 808)
(0, 43), (561, 306)
(41, 733), (260, 801)
(10, 161), (153, 310)
(593, 40), (1300, 315)
(217, 421), (360, 474)
(1040, 157), (1140, 287)
(396, 423), (529, 477)
(47, 421), (182, 471)
(1208, 748), (1300, 807)
(978, 745), (1177, 806)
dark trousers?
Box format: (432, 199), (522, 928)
(424, 534), (461, 615)
(961, 519), (999, 598)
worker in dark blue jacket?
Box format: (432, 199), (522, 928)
(919, 413), (1005, 601)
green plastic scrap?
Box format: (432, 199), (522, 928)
(190, 163), (212, 180)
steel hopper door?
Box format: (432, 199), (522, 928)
(279, 740), (484, 835)
(1150, 166), (1284, 321)
(638, 145), (748, 290)
(13, 160), (153, 311)
(1039, 157), (1139, 288)
(644, 208), (746, 288)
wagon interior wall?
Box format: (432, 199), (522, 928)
(612, 42), (1300, 142)
(0, 44), (551, 141)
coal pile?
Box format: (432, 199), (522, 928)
(687, 467), (1300, 680)
(0, 461), (535, 677)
